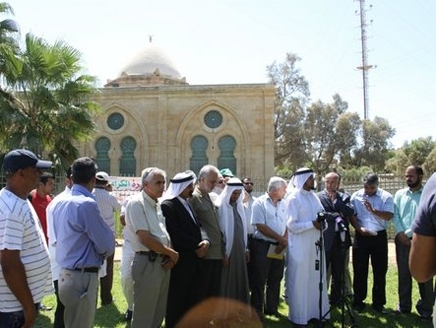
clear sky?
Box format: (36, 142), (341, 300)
(6, 0), (436, 149)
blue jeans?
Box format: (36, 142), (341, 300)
(0, 304), (39, 328)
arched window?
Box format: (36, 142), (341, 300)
(95, 137), (111, 173)
(120, 136), (137, 176)
(190, 135), (209, 175)
(218, 135), (236, 175)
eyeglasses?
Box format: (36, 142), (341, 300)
(244, 182), (254, 186)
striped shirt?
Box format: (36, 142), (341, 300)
(93, 187), (121, 234)
(0, 188), (53, 312)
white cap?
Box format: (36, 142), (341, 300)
(96, 171), (110, 181)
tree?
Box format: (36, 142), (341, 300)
(303, 95), (360, 188)
(0, 2), (19, 100)
(424, 146), (436, 174)
(354, 117), (395, 172)
(335, 111), (361, 168)
(386, 137), (436, 175)
(267, 52), (310, 169)
(268, 52), (396, 178)
(385, 149), (409, 175)
(0, 32), (100, 169)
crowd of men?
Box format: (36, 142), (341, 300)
(1, 148), (436, 328)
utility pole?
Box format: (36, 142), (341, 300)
(356, 0), (373, 120)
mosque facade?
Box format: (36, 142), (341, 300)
(77, 42), (275, 183)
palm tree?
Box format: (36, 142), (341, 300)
(0, 32), (100, 170)
(0, 2), (19, 101)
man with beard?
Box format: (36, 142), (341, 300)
(286, 168), (329, 326)
(242, 177), (256, 237)
(393, 166), (434, 319)
(350, 173), (393, 314)
(189, 165), (224, 300)
(161, 171), (210, 328)
(217, 178), (250, 304)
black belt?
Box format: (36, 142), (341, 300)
(254, 238), (278, 246)
(136, 251), (163, 263)
(71, 267), (99, 273)
(136, 251), (163, 256)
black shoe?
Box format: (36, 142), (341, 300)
(125, 309), (133, 321)
(393, 308), (410, 315)
(101, 297), (113, 306)
(372, 304), (389, 315)
(419, 314), (432, 321)
(264, 311), (284, 318)
(330, 298), (341, 306)
(352, 302), (366, 312)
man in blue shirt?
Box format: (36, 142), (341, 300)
(393, 166), (434, 319)
(53, 157), (115, 328)
(349, 173), (394, 314)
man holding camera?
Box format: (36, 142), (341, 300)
(317, 172), (354, 305)
(286, 168), (329, 326)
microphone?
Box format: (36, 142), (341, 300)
(336, 217), (347, 243)
(335, 217), (347, 232)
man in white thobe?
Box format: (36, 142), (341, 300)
(286, 168), (330, 326)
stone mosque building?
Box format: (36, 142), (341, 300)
(77, 42), (275, 183)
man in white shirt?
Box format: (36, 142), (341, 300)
(0, 149), (54, 328)
(46, 166), (73, 328)
(93, 171), (121, 306)
(250, 176), (288, 318)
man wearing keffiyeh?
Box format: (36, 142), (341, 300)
(161, 171), (210, 328)
(286, 167), (329, 326)
(216, 177), (250, 304)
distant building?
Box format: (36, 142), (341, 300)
(77, 41), (275, 183)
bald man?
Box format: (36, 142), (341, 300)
(316, 172), (353, 305)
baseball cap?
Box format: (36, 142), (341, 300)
(96, 171), (110, 181)
(3, 149), (52, 173)
(220, 168), (234, 178)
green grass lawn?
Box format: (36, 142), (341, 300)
(36, 258), (433, 327)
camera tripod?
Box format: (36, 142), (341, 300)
(314, 218), (334, 328)
(320, 232), (356, 328)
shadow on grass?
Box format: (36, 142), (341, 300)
(34, 312), (53, 328)
(95, 302), (125, 327)
(326, 305), (433, 328)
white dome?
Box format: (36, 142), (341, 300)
(118, 42), (182, 79)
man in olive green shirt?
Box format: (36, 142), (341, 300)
(189, 165), (224, 301)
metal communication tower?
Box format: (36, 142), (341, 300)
(356, 0), (373, 120)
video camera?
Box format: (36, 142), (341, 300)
(316, 212), (326, 223)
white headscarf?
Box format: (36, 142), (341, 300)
(160, 171), (196, 201)
(216, 177), (247, 257)
(289, 167), (315, 191)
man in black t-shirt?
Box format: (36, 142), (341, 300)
(410, 172), (436, 326)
